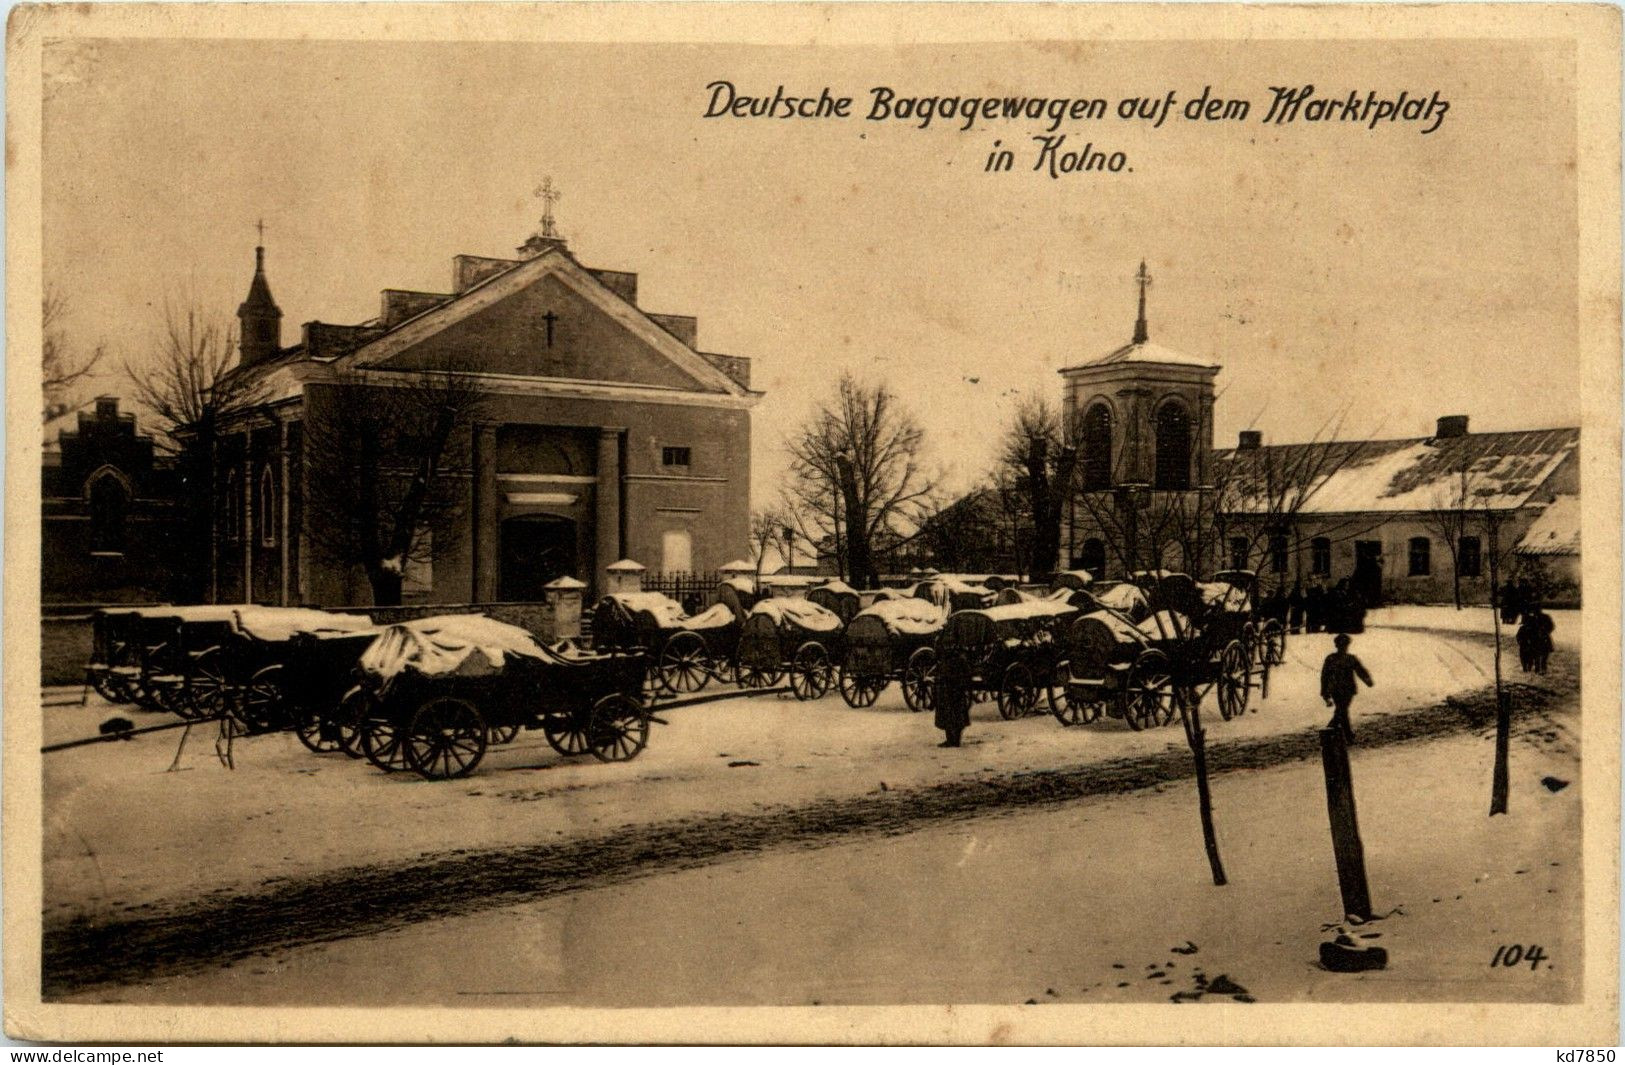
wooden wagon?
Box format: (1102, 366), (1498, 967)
(1049, 573), (1254, 731)
(1210, 569), (1286, 670)
(932, 599), (1081, 722)
(836, 597), (945, 709)
(590, 592), (740, 695)
(735, 597), (846, 700)
(353, 614), (652, 780)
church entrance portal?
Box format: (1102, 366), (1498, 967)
(500, 515), (579, 601)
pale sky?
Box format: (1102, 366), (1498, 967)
(42, 36), (1579, 505)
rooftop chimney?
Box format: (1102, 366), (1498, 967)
(1435, 415), (1469, 439)
(1237, 430), (1262, 451)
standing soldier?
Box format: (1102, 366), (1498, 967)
(1320, 633), (1374, 744)
(1287, 580), (1306, 634)
(1500, 578), (1522, 625)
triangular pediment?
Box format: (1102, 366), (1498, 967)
(347, 252), (745, 395)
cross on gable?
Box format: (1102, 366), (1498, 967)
(541, 309), (559, 347)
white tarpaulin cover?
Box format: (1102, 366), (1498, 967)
(1137, 610), (1192, 640)
(232, 607), (376, 641)
(853, 597), (944, 636)
(358, 614), (548, 682)
(1197, 582), (1252, 613)
(748, 597), (843, 632)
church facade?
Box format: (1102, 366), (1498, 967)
(208, 220), (758, 607)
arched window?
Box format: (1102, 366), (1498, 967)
(1080, 403), (1113, 490)
(1154, 401), (1192, 490)
(223, 469), (242, 543)
(257, 466), (278, 547)
(88, 473), (127, 555)
(1079, 537), (1106, 578)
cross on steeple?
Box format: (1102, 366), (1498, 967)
(255, 218), (266, 245)
(534, 177), (561, 238)
(1133, 259), (1152, 344)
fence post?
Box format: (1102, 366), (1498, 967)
(1319, 726), (1373, 920)
(1490, 689), (1511, 815)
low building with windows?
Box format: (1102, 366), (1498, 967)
(1211, 419), (1579, 605)
(42, 396), (184, 603)
(205, 212), (759, 606)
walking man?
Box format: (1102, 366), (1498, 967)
(1320, 633), (1374, 744)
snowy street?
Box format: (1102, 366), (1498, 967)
(42, 614), (1581, 1004)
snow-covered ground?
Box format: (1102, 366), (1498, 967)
(69, 724), (1581, 1008)
(1367, 605), (1581, 651)
(42, 626), (1556, 929)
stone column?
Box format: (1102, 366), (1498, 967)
(279, 419), (291, 605)
(474, 424), (500, 603)
(241, 443), (254, 603)
(595, 428), (623, 593)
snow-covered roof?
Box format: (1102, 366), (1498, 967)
(718, 559), (757, 573)
(1061, 339), (1219, 372)
(1214, 428), (1577, 515)
(542, 576), (588, 590)
(606, 559), (647, 573)
(1515, 495), (1580, 556)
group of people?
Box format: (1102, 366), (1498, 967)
(1260, 579), (1369, 636)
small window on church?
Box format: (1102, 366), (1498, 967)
(1154, 401), (1192, 491)
(88, 473), (127, 556)
(258, 466), (278, 547)
(662, 446), (691, 469)
(1080, 403), (1113, 490)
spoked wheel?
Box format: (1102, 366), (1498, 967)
(788, 641), (833, 701)
(837, 669), (885, 708)
(489, 722), (522, 745)
(901, 647), (936, 712)
(334, 686), (372, 759)
(360, 708), (411, 773)
(542, 710), (594, 757)
(295, 707), (347, 754)
(737, 660), (785, 690)
(588, 693), (651, 763)
(230, 665), (285, 734)
(1216, 640), (1251, 721)
(1260, 620), (1287, 668)
(1123, 651), (1174, 731)
(710, 654), (739, 687)
(658, 631), (711, 695)
(183, 647), (231, 721)
(404, 696), (488, 781)
(88, 670), (121, 703)
(1240, 622), (1259, 665)
(1047, 665), (1103, 726)
(997, 663), (1037, 720)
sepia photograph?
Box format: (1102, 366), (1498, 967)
(4, 2), (1620, 1046)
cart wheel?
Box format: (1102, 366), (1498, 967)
(997, 663), (1035, 720)
(788, 641), (831, 701)
(1216, 640), (1251, 721)
(541, 710), (593, 757)
(181, 647), (230, 720)
(1261, 620), (1287, 668)
(403, 696), (488, 780)
(1123, 651), (1173, 731)
(295, 707), (347, 754)
(738, 661), (785, 690)
(1047, 664), (1099, 726)
(586, 694), (650, 763)
(230, 664), (285, 734)
(658, 631), (711, 695)
(901, 647), (936, 712)
(88, 670), (121, 703)
(837, 651), (885, 709)
(359, 707), (410, 773)
(334, 686), (371, 759)
(489, 722), (522, 745)
(1240, 622), (1259, 664)
(711, 654), (739, 687)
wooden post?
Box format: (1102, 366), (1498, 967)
(1486, 504), (1510, 816)
(1182, 697), (1227, 887)
(1319, 726), (1373, 920)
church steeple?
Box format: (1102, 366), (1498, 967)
(237, 225), (283, 367)
(1132, 259), (1151, 345)
(517, 176), (571, 259)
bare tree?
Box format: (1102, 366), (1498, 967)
(785, 374), (935, 589)
(749, 506), (792, 591)
(122, 300), (269, 600)
(997, 395), (1081, 580)
(1421, 452), (1488, 610)
(303, 367), (489, 606)
(42, 288), (105, 422)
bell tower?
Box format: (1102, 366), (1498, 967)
(1058, 261), (1219, 493)
(237, 224), (283, 367)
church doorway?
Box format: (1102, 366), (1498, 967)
(1353, 540), (1384, 607)
(500, 515), (579, 601)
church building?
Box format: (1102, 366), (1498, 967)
(208, 199), (759, 607)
